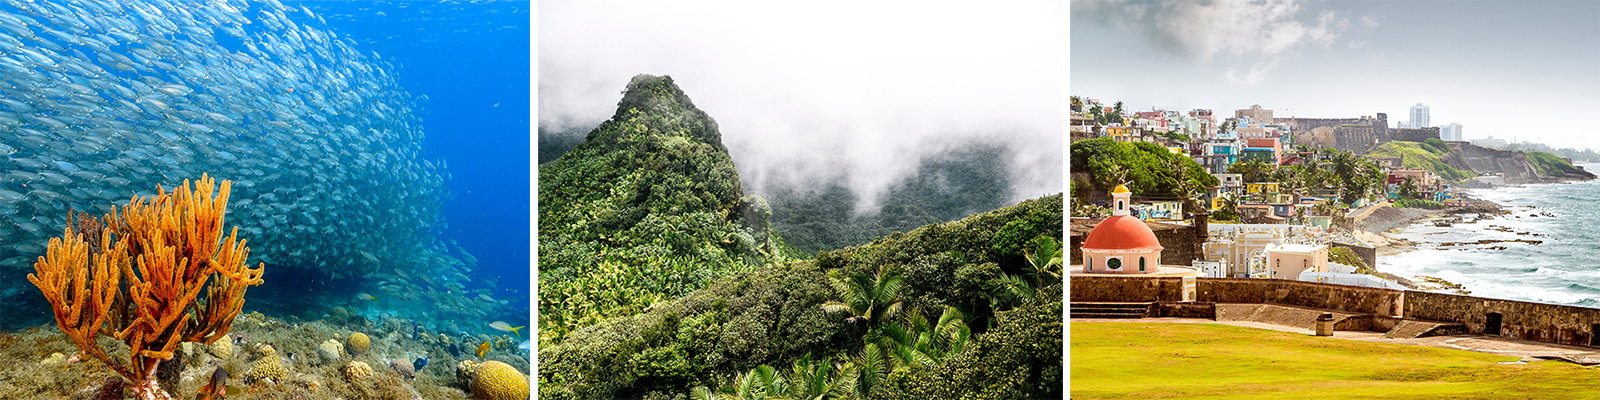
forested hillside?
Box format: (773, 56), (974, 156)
(538, 74), (1063, 399)
(538, 194), (1064, 400)
(538, 75), (796, 346)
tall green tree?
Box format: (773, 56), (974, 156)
(1229, 158), (1274, 183)
(821, 266), (905, 329)
(1024, 236), (1063, 289)
(875, 307), (972, 370)
(1399, 176), (1420, 200)
(1109, 101), (1126, 124)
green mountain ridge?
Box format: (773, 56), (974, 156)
(538, 74), (793, 345)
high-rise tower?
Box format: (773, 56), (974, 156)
(1408, 103), (1430, 128)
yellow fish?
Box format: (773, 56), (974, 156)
(488, 321), (524, 339)
(356, 292), (377, 301)
(476, 341), (491, 358)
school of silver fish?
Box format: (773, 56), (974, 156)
(0, 0), (503, 316)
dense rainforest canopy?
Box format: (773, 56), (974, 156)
(539, 194), (1064, 400)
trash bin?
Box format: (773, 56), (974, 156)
(1315, 313), (1334, 336)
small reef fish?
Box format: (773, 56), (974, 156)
(488, 321), (524, 338)
(414, 356), (428, 370)
(476, 341), (491, 358)
(356, 293), (378, 301)
(518, 340), (530, 351)
(449, 342), (461, 358)
(195, 367), (242, 400)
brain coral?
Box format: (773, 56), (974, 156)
(342, 360), (374, 381)
(470, 361), (529, 400)
(348, 332), (371, 354)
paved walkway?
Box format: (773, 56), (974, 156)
(1073, 317), (1600, 364)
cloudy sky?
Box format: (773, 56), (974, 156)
(1072, 0), (1600, 150)
(540, 1), (1064, 208)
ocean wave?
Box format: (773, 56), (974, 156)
(1567, 283), (1600, 294)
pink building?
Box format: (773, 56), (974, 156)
(1080, 185), (1165, 274)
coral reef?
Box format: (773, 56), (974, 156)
(0, 309), (530, 399)
(391, 358), (415, 381)
(25, 175), (265, 400)
(456, 360), (479, 384)
(244, 345), (286, 383)
(342, 360), (374, 381)
(348, 332), (371, 355)
(469, 361), (529, 400)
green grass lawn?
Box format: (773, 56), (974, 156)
(1072, 322), (1600, 399)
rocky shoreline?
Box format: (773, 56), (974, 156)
(1351, 191), (1514, 293)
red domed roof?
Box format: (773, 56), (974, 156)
(1082, 215), (1164, 251)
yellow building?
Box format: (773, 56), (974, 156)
(1245, 182), (1280, 194)
(1106, 125), (1138, 142)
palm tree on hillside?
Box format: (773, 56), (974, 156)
(847, 344), (889, 399)
(1102, 164), (1129, 193)
(821, 266), (905, 329)
(876, 307), (972, 368)
(1025, 236), (1063, 289)
(1213, 192), (1242, 221)
(1229, 158), (1273, 183)
(1399, 176), (1421, 200)
(1162, 155), (1206, 215)
(992, 272), (1037, 312)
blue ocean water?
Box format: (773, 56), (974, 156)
(1381, 163), (1600, 306)
(302, 0), (530, 327)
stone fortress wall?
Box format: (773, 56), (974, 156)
(1073, 276), (1600, 347)
(1279, 113), (1440, 155)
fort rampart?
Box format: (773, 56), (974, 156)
(1073, 276), (1600, 347)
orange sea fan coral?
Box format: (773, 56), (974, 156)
(27, 174), (265, 400)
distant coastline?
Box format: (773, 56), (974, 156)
(1373, 167), (1599, 298)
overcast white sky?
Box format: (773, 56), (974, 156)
(1072, 0), (1600, 151)
(540, 1), (1065, 208)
